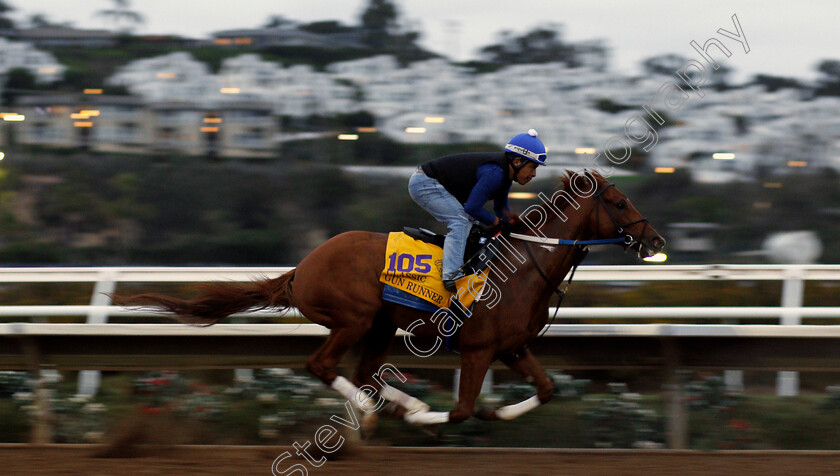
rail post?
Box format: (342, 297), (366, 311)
(20, 336), (53, 444)
(776, 268), (804, 396)
(77, 269), (117, 397)
(662, 337), (687, 449)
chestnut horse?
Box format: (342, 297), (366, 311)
(119, 170), (665, 426)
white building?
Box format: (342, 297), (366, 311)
(0, 38), (65, 84)
(13, 47), (834, 177)
(105, 52), (217, 102)
(15, 94), (278, 158)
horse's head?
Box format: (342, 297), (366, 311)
(565, 170), (666, 258)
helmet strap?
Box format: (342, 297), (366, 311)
(509, 156), (528, 179)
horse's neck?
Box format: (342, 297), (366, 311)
(507, 197), (595, 306)
(533, 198), (594, 280)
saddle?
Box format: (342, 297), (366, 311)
(398, 226), (498, 354)
(402, 226), (496, 277)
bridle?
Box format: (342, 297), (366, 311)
(592, 183), (649, 249)
(508, 182), (649, 248)
(505, 182), (651, 334)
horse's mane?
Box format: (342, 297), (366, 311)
(508, 169), (605, 233)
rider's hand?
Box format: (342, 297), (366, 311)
(491, 217), (514, 236)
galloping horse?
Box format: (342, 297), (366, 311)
(119, 170), (665, 426)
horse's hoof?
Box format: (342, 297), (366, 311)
(361, 411), (378, 439)
(474, 406), (498, 421)
(419, 423), (441, 439)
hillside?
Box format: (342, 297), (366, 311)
(0, 147), (838, 266)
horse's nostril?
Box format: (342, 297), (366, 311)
(651, 236), (665, 248)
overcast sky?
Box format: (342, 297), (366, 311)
(10, 0), (840, 82)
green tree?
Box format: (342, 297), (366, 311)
(360, 0), (398, 48)
(479, 24), (580, 66)
(641, 53), (732, 88)
(815, 59), (840, 96)
(28, 14), (52, 28)
(95, 0), (144, 33)
(27, 13), (73, 29)
(356, 0), (432, 63)
(642, 54), (690, 76)
(300, 21), (354, 35)
(817, 59), (840, 79)
(751, 74), (804, 92)
(263, 15), (294, 28)
(2, 68), (36, 106)
(0, 0), (15, 30)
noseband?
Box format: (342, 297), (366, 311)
(511, 182), (652, 339)
(593, 183), (649, 248)
(508, 183), (648, 247)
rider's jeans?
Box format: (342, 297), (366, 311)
(408, 169), (475, 281)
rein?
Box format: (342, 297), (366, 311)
(508, 182), (648, 248)
(522, 240), (588, 302)
(504, 181), (649, 337)
(509, 233), (628, 246)
(524, 241), (587, 340)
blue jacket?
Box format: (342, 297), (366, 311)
(420, 152), (511, 225)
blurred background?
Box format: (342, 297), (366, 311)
(0, 0), (837, 266)
(2, 0), (840, 454)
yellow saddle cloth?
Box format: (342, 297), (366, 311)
(379, 232), (488, 309)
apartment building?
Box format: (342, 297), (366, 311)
(15, 94), (278, 158)
(10, 46), (839, 178)
(0, 38), (65, 84)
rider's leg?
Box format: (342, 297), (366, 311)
(441, 218), (472, 283)
(408, 170), (473, 283)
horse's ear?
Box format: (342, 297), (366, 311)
(581, 168), (608, 187)
(560, 169), (575, 190)
(586, 169), (604, 182)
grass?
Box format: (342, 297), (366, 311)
(6, 372), (840, 449)
(735, 395), (840, 450)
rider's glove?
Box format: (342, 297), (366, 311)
(491, 217), (514, 237)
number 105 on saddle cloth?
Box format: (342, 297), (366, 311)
(379, 232), (487, 309)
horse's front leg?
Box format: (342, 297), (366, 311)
(475, 346), (553, 421)
(403, 349), (494, 425)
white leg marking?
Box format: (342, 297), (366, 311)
(331, 376), (377, 411)
(380, 384), (430, 414)
(404, 410), (450, 425)
(495, 395), (542, 421)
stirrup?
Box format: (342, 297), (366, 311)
(443, 271), (465, 292)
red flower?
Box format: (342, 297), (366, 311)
(728, 419), (750, 430)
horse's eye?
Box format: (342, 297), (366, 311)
(617, 199), (626, 209)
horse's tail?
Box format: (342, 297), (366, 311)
(114, 269), (296, 326)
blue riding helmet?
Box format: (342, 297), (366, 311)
(505, 129), (547, 166)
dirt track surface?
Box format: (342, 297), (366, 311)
(4, 445), (840, 476)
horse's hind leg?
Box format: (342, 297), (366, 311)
(353, 319), (429, 419)
(305, 325), (383, 411)
(351, 318), (422, 436)
(475, 347), (553, 421)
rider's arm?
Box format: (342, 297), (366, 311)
(493, 182), (512, 219)
(463, 164), (504, 226)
